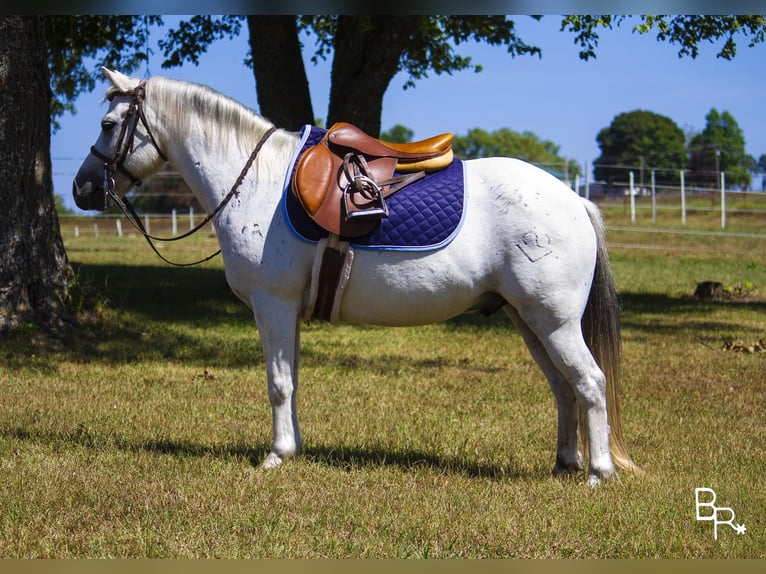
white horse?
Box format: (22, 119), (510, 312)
(73, 68), (641, 484)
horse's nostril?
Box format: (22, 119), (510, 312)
(72, 179), (98, 210)
(72, 179), (90, 198)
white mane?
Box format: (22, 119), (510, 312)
(142, 76), (277, 156)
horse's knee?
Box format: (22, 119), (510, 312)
(268, 379), (294, 406)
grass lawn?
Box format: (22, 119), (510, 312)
(1, 206), (764, 558)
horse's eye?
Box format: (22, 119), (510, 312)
(101, 120), (117, 133)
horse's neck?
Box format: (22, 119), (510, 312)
(158, 109), (296, 221)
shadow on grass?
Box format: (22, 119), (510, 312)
(74, 262), (766, 328)
(12, 261), (761, 372)
(619, 291), (766, 337)
(1, 423), (547, 481)
(303, 442), (543, 481)
(72, 262), (249, 325)
(1, 423), (267, 464)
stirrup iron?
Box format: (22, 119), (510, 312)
(342, 154), (390, 221)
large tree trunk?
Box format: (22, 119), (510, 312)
(0, 16), (73, 337)
(327, 16), (424, 136)
(247, 15), (314, 130)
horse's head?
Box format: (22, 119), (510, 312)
(72, 68), (168, 211)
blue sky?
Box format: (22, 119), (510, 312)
(53, 15), (766, 212)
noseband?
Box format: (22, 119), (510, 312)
(90, 80), (276, 266)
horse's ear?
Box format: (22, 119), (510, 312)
(101, 67), (137, 92)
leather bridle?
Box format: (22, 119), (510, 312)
(91, 80), (276, 266)
(90, 81), (168, 201)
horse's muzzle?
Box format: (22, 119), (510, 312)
(72, 178), (107, 211)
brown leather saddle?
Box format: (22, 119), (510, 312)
(292, 122), (454, 237)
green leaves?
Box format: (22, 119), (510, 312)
(158, 16), (243, 68)
(562, 15), (766, 61)
(594, 110), (688, 185)
(688, 108), (752, 187)
(45, 16), (163, 129)
(452, 127), (580, 178)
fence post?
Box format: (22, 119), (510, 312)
(145, 214), (151, 235)
(116, 219), (123, 237)
(721, 171), (726, 230)
(629, 171), (636, 223)
(651, 170), (656, 223)
(74, 226), (80, 238)
(93, 223), (99, 237)
(680, 170), (686, 225)
(172, 209), (177, 236)
(189, 206), (195, 230)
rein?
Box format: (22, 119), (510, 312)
(93, 80), (277, 267)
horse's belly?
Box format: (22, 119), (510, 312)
(340, 279), (489, 326)
(338, 240), (498, 326)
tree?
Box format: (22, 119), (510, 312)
(688, 108), (752, 188)
(247, 16), (313, 130)
(45, 16), (162, 130)
(0, 16), (73, 336)
(453, 127), (581, 179)
(156, 15), (766, 137)
(3, 14), (766, 336)
(560, 15), (766, 60)
(159, 15), (544, 135)
(0, 16), (160, 337)
(758, 155), (766, 191)
(593, 110), (687, 186)
(380, 124), (415, 143)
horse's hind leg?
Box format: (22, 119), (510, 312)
(509, 305), (616, 485)
(504, 305), (583, 475)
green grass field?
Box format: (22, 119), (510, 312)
(1, 205), (764, 558)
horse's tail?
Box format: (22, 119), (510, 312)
(580, 199), (644, 476)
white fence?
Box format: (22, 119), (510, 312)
(61, 207), (214, 239)
(573, 164), (766, 230)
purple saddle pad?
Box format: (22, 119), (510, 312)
(282, 125), (466, 251)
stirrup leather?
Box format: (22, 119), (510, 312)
(341, 152), (425, 222)
(342, 153), (388, 221)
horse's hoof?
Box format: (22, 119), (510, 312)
(587, 474), (602, 487)
(262, 452), (284, 469)
(552, 459), (584, 477)
(587, 470), (618, 487)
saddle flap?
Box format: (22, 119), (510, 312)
(292, 137), (384, 237)
(293, 143), (335, 216)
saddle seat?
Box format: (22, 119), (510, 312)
(293, 122), (455, 237)
(326, 122), (454, 172)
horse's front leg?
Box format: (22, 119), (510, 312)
(251, 292), (302, 468)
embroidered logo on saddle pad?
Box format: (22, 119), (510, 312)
(282, 125), (466, 251)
